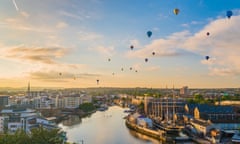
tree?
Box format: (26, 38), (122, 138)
(0, 127), (64, 144)
(31, 126), (63, 144)
(79, 103), (96, 112)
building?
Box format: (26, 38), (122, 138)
(185, 104), (240, 131)
(180, 86), (189, 97)
(0, 108), (57, 133)
(0, 96), (9, 108)
(190, 119), (214, 136)
(64, 94), (81, 109)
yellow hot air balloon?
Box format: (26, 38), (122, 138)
(173, 8), (180, 15)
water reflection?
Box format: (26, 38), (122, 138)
(62, 115), (82, 127)
(59, 106), (166, 144)
(128, 129), (163, 144)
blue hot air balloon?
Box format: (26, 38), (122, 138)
(226, 10), (233, 19)
(147, 31), (152, 38)
(205, 56), (210, 60)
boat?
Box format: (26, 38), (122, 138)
(154, 123), (182, 134)
(125, 119), (166, 141)
(232, 132), (240, 143)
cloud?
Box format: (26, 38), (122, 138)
(91, 46), (115, 56)
(20, 11), (30, 18)
(56, 22), (68, 28)
(208, 67), (238, 76)
(78, 31), (103, 41)
(2, 46), (69, 64)
(126, 31), (190, 58)
(27, 71), (100, 82)
(59, 10), (91, 20)
(2, 18), (52, 33)
(146, 66), (160, 71)
(127, 13), (240, 76)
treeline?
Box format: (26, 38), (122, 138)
(0, 127), (71, 144)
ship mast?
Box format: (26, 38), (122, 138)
(166, 85), (168, 122)
(172, 84), (175, 126)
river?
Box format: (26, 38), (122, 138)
(58, 106), (165, 144)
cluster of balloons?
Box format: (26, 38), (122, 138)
(59, 9), (234, 85)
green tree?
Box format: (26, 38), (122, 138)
(31, 126), (63, 144)
(79, 103), (96, 112)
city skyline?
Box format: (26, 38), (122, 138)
(0, 0), (240, 88)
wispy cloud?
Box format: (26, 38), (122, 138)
(20, 11), (30, 18)
(12, 0), (19, 11)
(56, 22), (68, 29)
(91, 45), (115, 56)
(1, 18), (52, 33)
(59, 10), (91, 20)
(27, 71), (100, 82)
(78, 31), (103, 41)
(2, 46), (69, 64)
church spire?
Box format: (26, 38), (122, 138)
(27, 81), (30, 97)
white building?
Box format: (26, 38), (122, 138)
(63, 94), (92, 109)
(33, 96), (52, 109)
(0, 108), (56, 133)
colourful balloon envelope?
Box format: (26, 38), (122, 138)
(147, 31), (152, 38)
(145, 58), (148, 62)
(130, 45), (134, 50)
(205, 56), (210, 60)
(173, 8), (180, 15)
(152, 52), (155, 55)
(206, 32), (210, 36)
(226, 10), (233, 19)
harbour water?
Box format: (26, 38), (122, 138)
(58, 106), (165, 144)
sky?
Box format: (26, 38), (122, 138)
(0, 0), (240, 88)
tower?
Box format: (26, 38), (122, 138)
(27, 81), (30, 98)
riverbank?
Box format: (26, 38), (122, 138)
(38, 108), (97, 123)
(125, 119), (166, 141)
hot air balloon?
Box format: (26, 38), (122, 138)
(205, 56), (210, 60)
(135, 70), (138, 73)
(206, 32), (210, 36)
(130, 67), (133, 70)
(121, 68), (124, 71)
(173, 8), (180, 15)
(96, 79), (99, 85)
(145, 58), (148, 62)
(112, 72), (115, 75)
(108, 58), (111, 62)
(152, 52), (155, 56)
(130, 45), (134, 50)
(226, 10), (233, 19)
(147, 31), (152, 38)
(59, 73), (62, 76)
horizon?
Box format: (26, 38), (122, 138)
(0, 0), (240, 88)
